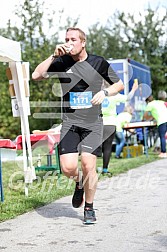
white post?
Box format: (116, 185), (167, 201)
(9, 61), (36, 196)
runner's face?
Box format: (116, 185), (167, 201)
(65, 30), (85, 55)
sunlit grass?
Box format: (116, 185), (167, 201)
(0, 147), (160, 222)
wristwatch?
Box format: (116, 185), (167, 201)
(52, 54), (59, 60)
(102, 89), (109, 96)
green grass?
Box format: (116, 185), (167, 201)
(97, 150), (159, 176)
(0, 148), (160, 222)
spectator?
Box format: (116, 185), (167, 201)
(101, 80), (138, 174)
(143, 95), (167, 158)
(115, 105), (134, 158)
(153, 90), (167, 152)
(158, 90), (167, 107)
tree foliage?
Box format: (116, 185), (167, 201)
(116, 8), (167, 94)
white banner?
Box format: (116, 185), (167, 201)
(11, 97), (31, 117)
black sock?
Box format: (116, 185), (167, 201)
(85, 202), (93, 209)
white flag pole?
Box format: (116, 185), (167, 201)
(9, 61), (36, 196)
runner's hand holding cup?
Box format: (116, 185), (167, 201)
(53, 44), (73, 57)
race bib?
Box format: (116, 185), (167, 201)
(69, 91), (92, 109)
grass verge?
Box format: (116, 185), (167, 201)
(0, 148), (159, 222)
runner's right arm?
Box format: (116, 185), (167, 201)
(32, 43), (70, 80)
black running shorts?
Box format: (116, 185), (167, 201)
(59, 117), (103, 156)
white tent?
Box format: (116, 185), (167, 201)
(0, 36), (21, 62)
(0, 36), (36, 196)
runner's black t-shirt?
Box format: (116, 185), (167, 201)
(48, 54), (120, 120)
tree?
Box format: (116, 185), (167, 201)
(86, 17), (129, 60)
(117, 7), (167, 95)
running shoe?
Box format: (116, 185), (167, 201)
(158, 152), (167, 158)
(102, 168), (112, 176)
(83, 207), (96, 224)
(72, 181), (84, 208)
(115, 156), (122, 159)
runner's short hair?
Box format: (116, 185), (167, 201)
(66, 27), (86, 41)
(145, 95), (154, 103)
